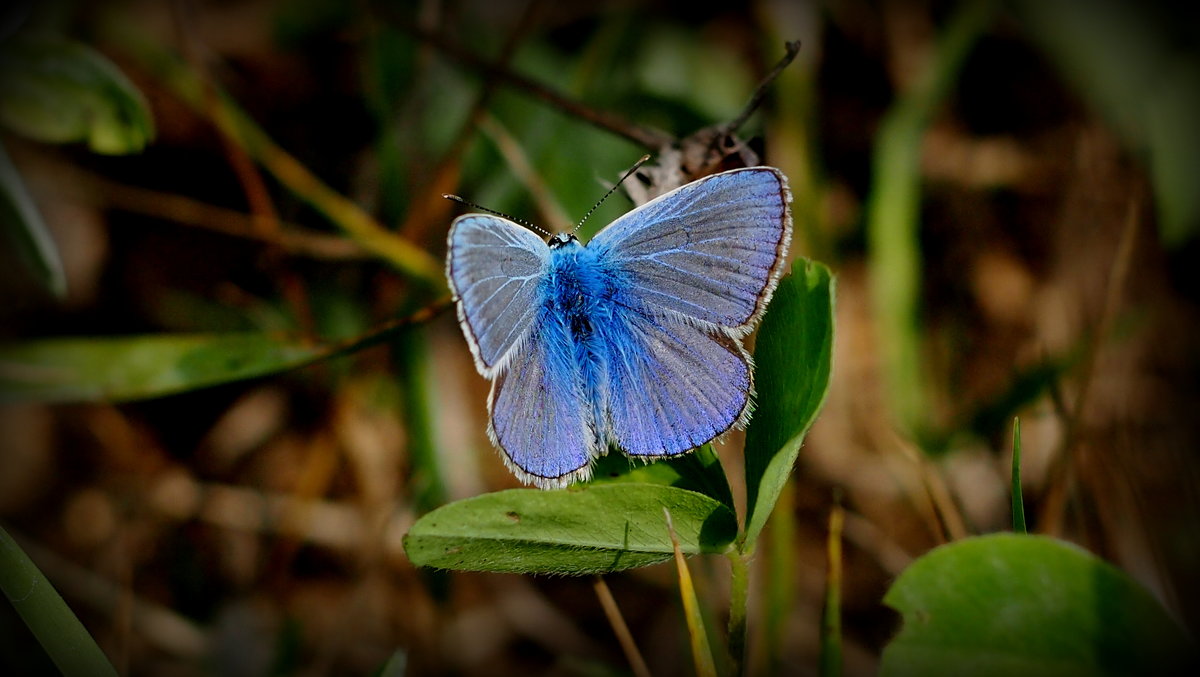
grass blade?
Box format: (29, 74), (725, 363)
(1, 526), (118, 677)
(820, 497), (844, 677)
(0, 141), (66, 298)
(665, 509), (718, 677)
(1011, 417), (1027, 534)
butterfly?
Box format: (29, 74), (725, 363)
(445, 166), (793, 488)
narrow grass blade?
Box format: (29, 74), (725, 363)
(0, 333), (325, 403)
(820, 498), (844, 677)
(0, 141), (66, 298)
(665, 509), (718, 677)
(1011, 417), (1027, 534)
(765, 482), (796, 674)
(1, 526), (118, 677)
(593, 577), (653, 677)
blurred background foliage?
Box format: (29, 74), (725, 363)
(1, 0), (1198, 675)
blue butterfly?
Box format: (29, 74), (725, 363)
(446, 166), (793, 488)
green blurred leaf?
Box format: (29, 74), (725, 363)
(881, 534), (1197, 677)
(0, 140), (65, 297)
(0, 36), (154, 154)
(742, 259), (835, 547)
(1016, 1), (1200, 246)
(1, 526), (118, 677)
(403, 484), (738, 575)
(589, 444), (734, 512)
(867, 0), (996, 437)
(0, 333), (325, 403)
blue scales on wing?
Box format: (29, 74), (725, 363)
(446, 214), (550, 376)
(591, 167), (792, 335)
(489, 305), (596, 486)
(600, 310), (752, 457)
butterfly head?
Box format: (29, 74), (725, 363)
(548, 232), (580, 249)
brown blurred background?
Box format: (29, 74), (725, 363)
(2, 0), (1198, 675)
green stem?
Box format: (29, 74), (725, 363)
(866, 0), (997, 438)
(394, 325), (447, 513)
(727, 550), (751, 677)
(0, 526), (118, 677)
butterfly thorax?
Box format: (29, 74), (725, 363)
(544, 238), (614, 341)
(544, 237), (620, 436)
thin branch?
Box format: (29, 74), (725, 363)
(28, 166), (369, 260)
(478, 114), (572, 232)
(1040, 194), (1141, 535)
(717, 40), (803, 138)
(380, 9), (675, 150)
(397, 0), (545, 243)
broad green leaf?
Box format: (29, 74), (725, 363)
(0, 140), (65, 297)
(403, 484), (738, 575)
(0, 333), (325, 403)
(742, 259), (834, 547)
(881, 534), (1197, 677)
(0, 36), (154, 154)
(1, 526), (118, 677)
(589, 444), (734, 511)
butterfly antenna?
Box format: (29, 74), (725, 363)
(573, 154), (653, 234)
(442, 194), (551, 236)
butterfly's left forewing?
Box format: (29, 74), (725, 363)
(447, 215), (551, 377)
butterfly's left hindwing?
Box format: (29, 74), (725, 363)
(446, 215), (551, 377)
(489, 308), (596, 488)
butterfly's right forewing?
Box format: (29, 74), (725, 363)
(447, 215), (551, 377)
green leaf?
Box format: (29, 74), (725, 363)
(1015, 0), (1200, 247)
(742, 259), (835, 547)
(0, 140), (65, 297)
(1, 526), (118, 677)
(866, 0), (996, 435)
(589, 444), (734, 511)
(0, 36), (154, 154)
(403, 484), (738, 575)
(881, 534), (1197, 677)
(0, 333), (325, 403)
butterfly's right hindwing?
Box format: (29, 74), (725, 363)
(447, 215), (552, 377)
